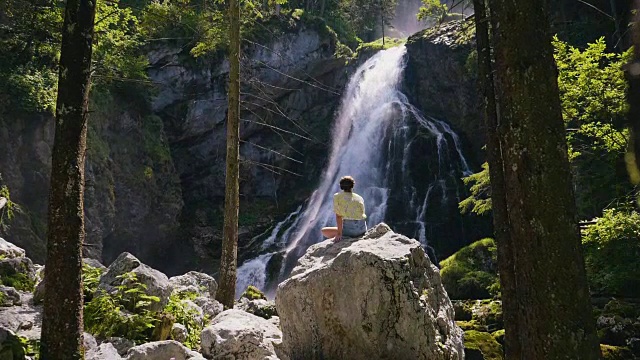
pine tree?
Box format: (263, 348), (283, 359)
(484, 0), (601, 357)
(40, 0), (97, 358)
(216, 0), (241, 309)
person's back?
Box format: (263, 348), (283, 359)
(333, 191), (366, 221)
(322, 176), (368, 241)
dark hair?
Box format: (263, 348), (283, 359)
(339, 176), (355, 192)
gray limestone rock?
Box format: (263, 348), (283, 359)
(200, 309), (282, 360)
(0, 286), (21, 307)
(275, 223), (464, 360)
(193, 296), (224, 320)
(86, 342), (123, 360)
(99, 252), (172, 311)
(0, 238), (25, 259)
(171, 323), (188, 343)
(169, 271), (217, 299)
(125, 340), (205, 360)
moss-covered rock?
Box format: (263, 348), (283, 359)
(456, 320), (487, 332)
(491, 329), (505, 346)
(440, 239), (499, 300)
(453, 300), (473, 321)
(472, 300), (503, 331)
(464, 330), (504, 360)
(600, 344), (632, 360)
(240, 285), (267, 301)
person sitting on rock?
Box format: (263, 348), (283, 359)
(321, 176), (367, 242)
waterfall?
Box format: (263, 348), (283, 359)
(236, 45), (474, 297)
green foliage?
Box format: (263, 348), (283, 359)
(0, 173), (19, 231)
(164, 291), (205, 349)
(82, 263), (105, 302)
(440, 238), (499, 300)
(600, 344), (633, 360)
(355, 37), (405, 53)
(84, 272), (160, 341)
(459, 162), (491, 216)
(581, 209), (640, 297)
(417, 0), (449, 24)
(241, 285), (267, 300)
(1, 272), (35, 292)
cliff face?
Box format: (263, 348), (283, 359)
(0, 20), (354, 274)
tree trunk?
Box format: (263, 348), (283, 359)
(40, 0), (97, 359)
(627, 0), (640, 183)
(487, 0), (601, 358)
(216, 0), (241, 310)
(471, 0), (520, 357)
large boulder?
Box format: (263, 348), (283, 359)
(169, 271), (217, 299)
(200, 309), (282, 360)
(86, 342), (123, 360)
(99, 252), (172, 311)
(0, 238), (25, 259)
(125, 340), (205, 360)
(275, 223), (464, 360)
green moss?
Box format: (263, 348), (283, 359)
(355, 37), (406, 53)
(440, 238), (499, 300)
(241, 285), (267, 300)
(491, 329), (505, 345)
(456, 320), (486, 332)
(464, 330), (504, 360)
(600, 344), (632, 360)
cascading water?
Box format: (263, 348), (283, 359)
(236, 45), (476, 296)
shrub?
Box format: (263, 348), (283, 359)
(581, 209), (640, 297)
(164, 291), (206, 350)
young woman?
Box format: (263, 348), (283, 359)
(321, 176), (367, 241)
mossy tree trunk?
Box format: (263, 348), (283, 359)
(40, 0), (97, 359)
(486, 0), (601, 358)
(216, 0), (241, 309)
(471, 0), (520, 357)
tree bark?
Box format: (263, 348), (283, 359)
(40, 0), (96, 359)
(216, 0), (241, 309)
(627, 0), (640, 183)
(487, 0), (601, 358)
(471, 0), (520, 357)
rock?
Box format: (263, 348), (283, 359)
(0, 326), (26, 360)
(83, 332), (98, 353)
(463, 330), (503, 360)
(439, 239), (499, 300)
(83, 258), (107, 270)
(240, 285), (267, 300)
(0, 257), (36, 291)
(99, 252), (172, 311)
(107, 337), (136, 356)
(171, 323), (188, 343)
(0, 238), (25, 259)
(0, 293), (42, 340)
(125, 340), (205, 360)
(597, 315), (639, 347)
(453, 301), (473, 321)
(169, 271), (217, 299)
(471, 300), (503, 332)
(86, 342), (123, 360)
(193, 297), (223, 320)
(600, 344), (633, 360)
(236, 298), (278, 319)
(32, 280), (45, 304)
(0, 286), (21, 306)
(275, 223), (464, 360)
(201, 309), (282, 360)
(629, 337), (640, 355)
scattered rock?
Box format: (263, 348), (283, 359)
(83, 332), (98, 353)
(193, 297), (224, 320)
(125, 340), (205, 360)
(86, 342), (123, 360)
(32, 280), (45, 304)
(0, 286), (21, 306)
(0, 238), (25, 259)
(240, 285), (267, 300)
(0, 257), (37, 291)
(236, 298), (278, 319)
(169, 271), (217, 299)
(0, 293), (42, 340)
(171, 323), (188, 343)
(276, 223), (464, 360)
(463, 330), (503, 360)
(99, 252), (172, 311)
(106, 337), (136, 356)
(201, 309), (282, 360)
(0, 326), (26, 360)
